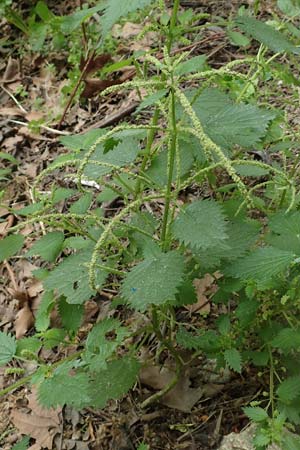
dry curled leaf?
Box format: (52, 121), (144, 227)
(15, 302), (34, 339)
(11, 390), (61, 450)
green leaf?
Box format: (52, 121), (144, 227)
(243, 406), (269, 422)
(121, 251), (185, 311)
(283, 432), (300, 450)
(60, 129), (105, 150)
(35, 291), (55, 332)
(44, 249), (107, 304)
(226, 247), (295, 282)
(224, 348), (242, 373)
(84, 318), (128, 371)
(60, 4), (104, 33)
(16, 337), (41, 357)
(189, 88), (275, 149)
(227, 30), (250, 47)
(172, 200), (228, 250)
(236, 298), (259, 328)
(43, 328), (66, 349)
(233, 163), (270, 177)
(0, 152), (19, 164)
(89, 357), (140, 409)
(0, 332), (16, 366)
(174, 55), (207, 76)
(0, 234), (24, 262)
(135, 89), (168, 114)
(38, 362), (91, 408)
(69, 192), (93, 214)
(58, 298), (84, 333)
(267, 212), (300, 255)
(278, 0), (300, 16)
(11, 436), (30, 450)
(176, 328), (221, 352)
(236, 15), (300, 54)
(277, 376), (300, 403)
(272, 328), (300, 351)
(100, 0), (155, 36)
(27, 231), (64, 262)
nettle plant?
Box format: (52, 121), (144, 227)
(2, 1), (300, 448)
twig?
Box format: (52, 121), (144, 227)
(1, 84), (27, 114)
(57, 50), (96, 128)
(7, 119), (70, 136)
(3, 261), (18, 291)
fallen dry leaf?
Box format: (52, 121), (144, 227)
(140, 365), (204, 412)
(11, 390), (61, 450)
(15, 302), (34, 339)
(186, 273), (221, 315)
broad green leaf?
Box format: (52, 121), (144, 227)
(176, 328), (221, 352)
(69, 192), (93, 214)
(38, 363), (90, 408)
(16, 337), (41, 357)
(227, 30), (250, 47)
(89, 357), (140, 409)
(277, 376), (300, 403)
(267, 212), (300, 255)
(226, 247), (295, 282)
(174, 55), (207, 76)
(35, 291), (55, 332)
(43, 328), (66, 349)
(272, 328), (300, 351)
(27, 231), (64, 262)
(172, 200), (228, 250)
(135, 89), (168, 114)
(190, 88), (276, 149)
(121, 251), (185, 311)
(243, 406), (269, 422)
(283, 432), (300, 450)
(63, 236), (91, 250)
(278, 0), (300, 16)
(224, 348), (242, 373)
(100, 0), (155, 36)
(0, 152), (19, 164)
(84, 318), (129, 370)
(60, 129), (106, 150)
(236, 298), (259, 328)
(236, 15), (300, 54)
(0, 234), (24, 262)
(233, 163), (269, 177)
(44, 249), (107, 304)
(0, 331), (16, 366)
(58, 298), (84, 333)
(60, 4), (104, 33)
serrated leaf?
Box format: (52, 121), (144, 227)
(283, 432), (300, 450)
(236, 15), (300, 54)
(44, 249), (107, 304)
(60, 128), (106, 150)
(233, 163), (270, 177)
(135, 89), (168, 114)
(272, 328), (300, 351)
(224, 348), (242, 373)
(60, 4), (105, 33)
(58, 298), (83, 332)
(236, 298), (259, 328)
(43, 328), (66, 349)
(38, 363), (91, 408)
(69, 192), (93, 214)
(172, 200), (228, 250)
(277, 376), (300, 403)
(174, 55), (207, 76)
(189, 88), (275, 149)
(89, 357), (140, 409)
(35, 291), (55, 332)
(176, 328), (221, 352)
(253, 432), (271, 447)
(83, 134), (142, 180)
(16, 337), (41, 357)
(84, 318), (128, 371)
(100, 0), (155, 36)
(227, 30), (250, 47)
(0, 331), (16, 366)
(0, 234), (24, 262)
(121, 251), (185, 311)
(267, 212), (300, 255)
(226, 247), (295, 282)
(27, 231), (64, 262)
(243, 406), (269, 422)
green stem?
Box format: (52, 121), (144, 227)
(135, 107), (160, 197)
(167, 0), (180, 53)
(161, 87), (178, 251)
